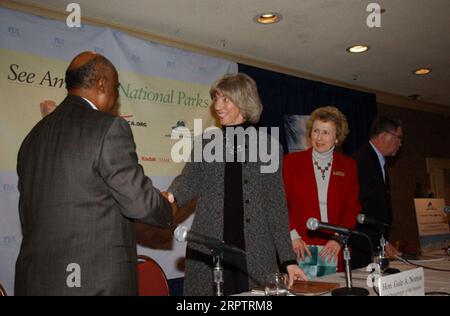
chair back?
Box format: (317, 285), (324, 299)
(137, 255), (170, 296)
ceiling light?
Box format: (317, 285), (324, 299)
(413, 68), (431, 75)
(254, 13), (282, 24)
(346, 45), (370, 53)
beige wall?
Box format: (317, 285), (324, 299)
(377, 103), (450, 251)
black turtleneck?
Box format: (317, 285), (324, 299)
(222, 121), (251, 295)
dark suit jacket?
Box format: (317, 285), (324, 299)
(283, 148), (361, 271)
(350, 142), (392, 269)
(15, 95), (173, 295)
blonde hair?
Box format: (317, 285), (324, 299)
(209, 73), (263, 124)
(306, 106), (349, 146)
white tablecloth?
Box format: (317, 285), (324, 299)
(238, 255), (450, 296)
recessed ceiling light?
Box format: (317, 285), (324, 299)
(413, 68), (431, 75)
(254, 13), (282, 24)
(346, 45), (370, 53)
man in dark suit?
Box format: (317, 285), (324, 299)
(351, 115), (403, 269)
(15, 51), (174, 295)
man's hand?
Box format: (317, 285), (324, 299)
(386, 243), (400, 259)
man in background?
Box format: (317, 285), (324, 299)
(351, 115), (403, 269)
(15, 51), (174, 295)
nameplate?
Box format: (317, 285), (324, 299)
(378, 268), (424, 296)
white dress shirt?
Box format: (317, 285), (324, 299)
(369, 141), (386, 182)
(81, 97), (98, 111)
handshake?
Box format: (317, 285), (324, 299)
(161, 191), (178, 218)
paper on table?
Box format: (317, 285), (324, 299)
(252, 280), (340, 296)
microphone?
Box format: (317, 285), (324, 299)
(306, 217), (358, 236)
(174, 226), (245, 254)
(357, 214), (389, 228)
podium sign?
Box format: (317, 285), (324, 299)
(378, 268), (424, 296)
(414, 198), (450, 254)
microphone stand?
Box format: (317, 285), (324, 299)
(211, 247), (224, 296)
(332, 234), (369, 296)
(375, 233), (390, 272)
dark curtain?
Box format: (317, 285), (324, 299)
(238, 64), (377, 156)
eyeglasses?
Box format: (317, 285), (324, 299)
(386, 131), (403, 142)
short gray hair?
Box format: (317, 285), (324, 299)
(369, 115), (403, 139)
(209, 73), (263, 124)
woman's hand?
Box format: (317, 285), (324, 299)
(286, 264), (308, 287)
(161, 191), (178, 218)
(319, 240), (341, 263)
(292, 238), (312, 261)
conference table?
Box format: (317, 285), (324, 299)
(239, 254), (450, 296)
(314, 256), (450, 296)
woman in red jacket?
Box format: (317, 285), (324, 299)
(283, 106), (361, 271)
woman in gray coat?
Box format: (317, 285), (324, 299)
(169, 73), (306, 296)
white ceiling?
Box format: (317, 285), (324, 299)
(10, 0), (450, 107)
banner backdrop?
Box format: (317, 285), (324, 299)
(284, 115), (310, 153)
(414, 198), (450, 255)
(0, 7), (237, 294)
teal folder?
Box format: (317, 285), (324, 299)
(298, 245), (337, 279)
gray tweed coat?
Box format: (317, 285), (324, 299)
(169, 130), (296, 296)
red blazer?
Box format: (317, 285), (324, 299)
(283, 148), (361, 270)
